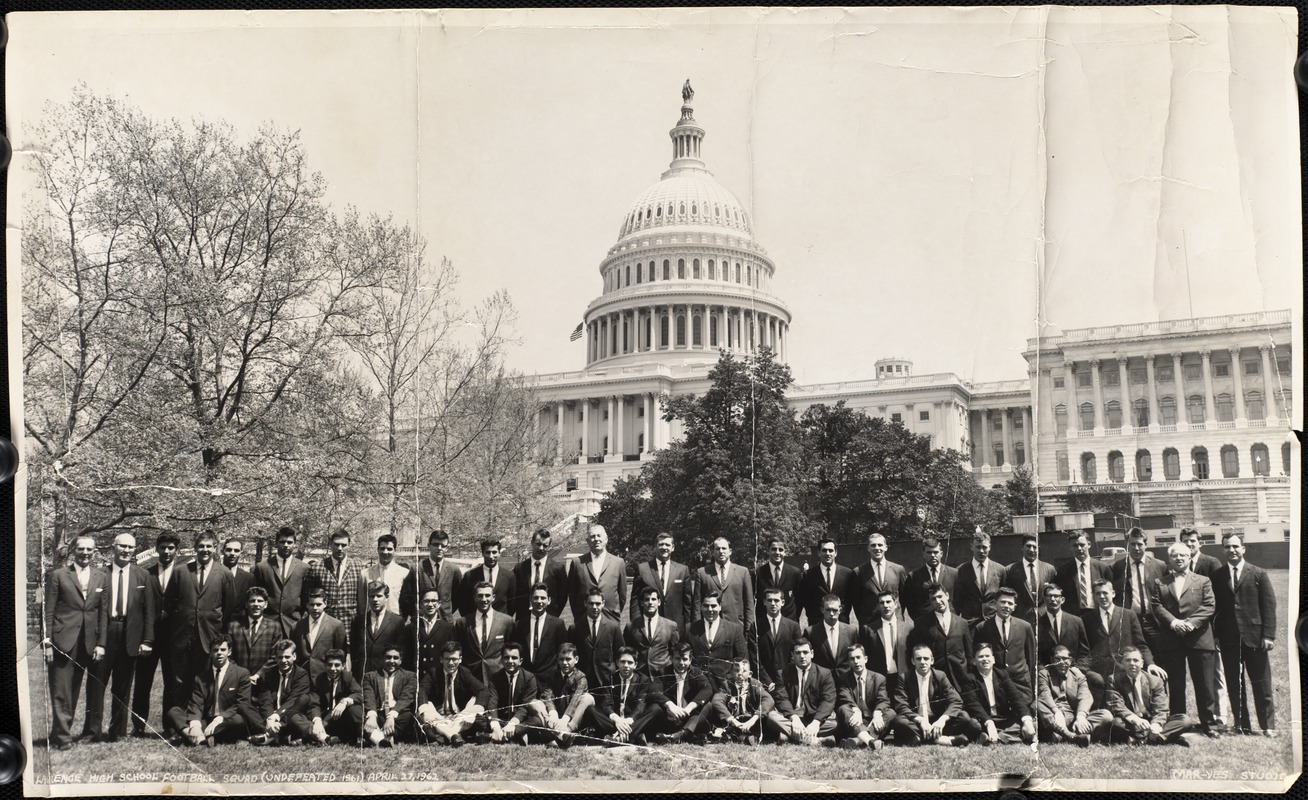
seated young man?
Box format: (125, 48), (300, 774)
(888, 644), (980, 747)
(585, 646), (656, 745)
(708, 657), (774, 745)
(249, 639), (313, 745)
(834, 643), (896, 750)
(764, 637), (838, 746)
(959, 642), (1035, 745)
(481, 641), (541, 745)
(416, 641), (487, 747)
(1105, 646), (1200, 746)
(1035, 644), (1112, 746)
(532, 643), (593, 748)
(644, 643), (713, 744)
(307, 648), (364, 745)
(361, 645), (418, 747)
(165, 635), (254, 746)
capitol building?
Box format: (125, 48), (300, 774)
(530, 86), (1294, 533)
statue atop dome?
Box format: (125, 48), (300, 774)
(682, 79), (694, 105)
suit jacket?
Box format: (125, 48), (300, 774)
(350, 610), (408, 679)
(954, 559), (1003, 623)
(1081, 605), (1154, 678)
(908, 611), (973, 690)
(302, 557), (366, 636)
(361, 668), (418, 718)
(184, 661), (255, 723)
(807, 621), (860, 680)
(229, 567), (255, 615)
(457, 610), (515, 683)
(851, 560), (909, 625)
(537, 667), (590, 719)
(307, 668), (363, 720)
(456, 565), (516, 619)
(174, 561), (238, 654)
(773, 663), (837, 722)
(226, 616), (281, 674)
(903, 563), (959, 619)
(1111, 555), (1169, 640)
(798, 563), (855, 625)
(1213, 562), (1277, 648)
(486, 668), (539, 723)
(1037, 611), (1091, 669)
(513, 612), (568, 676)
(1151, 571), (1216, 651)
(892, 668), (961, 720)
(1035, 666), (1094, 720)
(290, 613), (348, 681)
(836, 668), (893, 718)
(594, 670), (650, 719)
(252, 557), (309, 636)
(973, 616), (1036, 692)
(1190, 552), (1224, 578)
(570, 615), (625, 689)
(418, 665), (488, 713)
(1001, 559), (1056, 622)
(960, 667), (1030, 723)
(511, 555), (569, 618)
(646, 665), (714, 710)
(252, 664), (312, 721)
(146, 562), (181, 641)
(1055, 558), (1114, 614)
(97, 563), (156, 655)
(399, 558), (464, 623)
(757, 614), (803, 688)
(684, 618), (748, 682)
(623, 614), (680, 675)
(695, 562), (755, 630)
(632, 559), (697, 632)
(754, 561), (804, 621)
(45, 564), (108, 654)
(1104, 670), (1169, 725)
(710, 677), (776, 719)
(404, 616), (458, 674)
(860, 616), (913, 678)
(568, 552), (628, 624)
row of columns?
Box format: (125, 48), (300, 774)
(603, 258), (766, 294)
(974, 406), (1034, 469)
(546, 393), (672, 463)
(587, 304), (788, 364)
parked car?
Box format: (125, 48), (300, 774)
(1099, 546), (1126, 561)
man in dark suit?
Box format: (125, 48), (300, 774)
(567, 524), (627, 625)
(252, 526), (308, 637)
(764, 638), (838, 745)
(757, 588), (802, 691)
(482, 642), (540, 744)
(708, 657), (775, 745)
(248, 639), (313, 745)
(973, 587), (1036, 697)
(1082, 579), (1163, 704)
(644, 643), (713, 743)
(361, 645), (419, 746)
(570, 587), (625, 690)
(631, 532), (697, 635)
(416, 641), (488, 746)
(399, 529), (464, 623)
(513, 583), (568, 677)
(133, 531), (182, 738)
(859, 590), (913, 696)
(1037, 583), (1090, 670)
(889, 644), (978, 746)
(1181, 527), (1224, 577)
(798, 538), (854, 626)
(351, 581), (407, 680)
(307, 649), (365, 745)
(1035, 644), (1111, 745)
(585, 647), (656, 744)
(851, 532), (909, 626)
(165, 634), (255, 746)
(1056, 530), (1113, 615)
(227, 586), (281, 679)
(909, 583), (973, 691)
(1213, 533), (1277, 736)
(291, 588), (348, 682)
(807, 594), (860, 681)
(222, 539), (254, 618)
(834, 643), (896, 749)
(457, 580), (514, 684)
(624, 586), (680, 677)
(903, 536), (959, 620)
(172, 531), (239, 715)
(405, 587), (458, 676)
(1001, 534), (1055, 623)
(755, 538), (803, 622)
(512, 528), (569, 618)
(1105, 646), (1198, 745)
(954, 532), (1003, 625)
(92, 532), (156, 743)
(959, 642), (1035, 745)
(458, 538), (516, 619)
(685, 591), (749, 685)
(1111, 527), (1168, 644)
(1151, 542), (1222, 733)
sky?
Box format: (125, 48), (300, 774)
(8, 7), (1302, 387)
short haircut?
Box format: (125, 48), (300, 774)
(382, 644), (403, 656)
(273, 638), (296, 656)
(656, 532), (675, 543)
(700, 590), (721, 604)
(818, 538), (837, 550)
(766, 538), (785, 550)
(1120, 645), (1142, 659)
(585, 587), (605, 602)
(1222, 532), (1245, 545)
(673, 642), (694, 658)
(276, 526), (297, 541)
(1167, 542), (1190, 557)
(212, 633), (234, 650)
(910, 643), (933, 658)
(762, 587), (784, 599)
(973, 641), (994, 657)
(876, 589), (896, 602)
(376, 534), (397, 548)
(367, 580), (389, 597)
(1091, 578), (1113, 591)
(480, 538), (502, 551)
(616, 646), (637, 660)
(821, 593), (842, 608)
(305, 588), (327, 601)
(867, 532), (887, 543)
(1068, 530), (1091, 543)
(421, 587), (441, 600)
(1179, 527), (1200, 540)
(473, 580), (494, 593)
(442, 641), (463, 656)
(194, 530), (218, 547)
(329, 528), (350, 544)
(530, 582), (551, 597)
(972, 531), (992, 544)
(1051, 644), (1071, 657)
(532, 528), (551, 542)
(1042, 582), (1063, 598)
(791, 636), (813, 652)
(324, 648), (346, 664)
(557, 643), (578, 657)
(245, 586), (269, 602)
(427, 529), (450, 545)
(845, 643), (866, 658)
(925, 582), (945, 596)
(640, 586), (660, 600)
(223, 538), (243, 549)
(922, 536), (941, 550)
(1021, 533), (1038, 545)
(155, 532), (182, 549)
(1126, 527), (1147, 541)
(995, 587), (1018, 601)
(502, 641), (523, 657)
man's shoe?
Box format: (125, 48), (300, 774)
(75, 731), (97, 743)
(131, 729), (151, 740)
(840, 739), (863, 750)
(378, 738), (394, 749)
(96, 733), (120, 744)
(204, 736), (216, 748)
(449, 734), (465, 748)
(325, 735), (341, 746)
(1071, 734), (1091, 748)
(1262, 729), (1278, 738)
(746, 735), (759, 747)
(53, 742), (74, 752)
(250, 734), (271, 746)
(871, 739), (884, 752)
(951, 735), (970, 748)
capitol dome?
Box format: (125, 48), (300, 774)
(619, 172), (753, 240)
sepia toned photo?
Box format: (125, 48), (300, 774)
(7, 6), (1301, 794)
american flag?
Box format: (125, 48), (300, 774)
(569, 322), (584, 341)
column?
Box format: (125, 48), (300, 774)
(1117, 357), (1130, 432)
(580, 399), (590, 461)
(1023, 407), (1033, 458)
(554, 403), (564, 466)
(980, 409), (993, 467)
(999, 408), (1012, 468)
(606, 396), (617, 458)
(1171, 353), (1184, 426)
(1259, 345), (1275, 421)
(1033, 368), (1048, 439)
(1200, 350), (1216, 427)
(719, 306), (728, 350)
(1145, 355), (1159, 432)
(932, 401), (945, 448)
(615, 396), (626, 458)
(1089, 358), (1103, 433)
(643, 393), (654, 455)
(1230, 347), (1246, 422)
(1063, 361), (1079, 437)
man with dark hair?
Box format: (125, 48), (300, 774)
(1214, 533), (1277, 736)
(889, 644), (977, 747)
(973, 586), (1036, 697)
(757, 587), (802, 691)
(351, 581), (406, 680)
(222, 539), (254, 615)
(307, 649), (364, 745)
(1180, 528), (1224, 577)
(625, 586), (680, 677)
(765, 637), (838, 746)
(860, 590), (913, 696)
(709, 657), (774, 745)
(93, 532), (155, 743)
(400, 529), (464, 623)
(416, 641), (487, 747)
(248, 639), (313, 746)
(253, 526), (308, 637)
(165, 634), (255, 747)
(133, 531), (182, 737)
(227, 586), (280, 678)
(512, 528), (569, 618)
(954, 532), (1002, 625)
(1082, 579), (1162, 705)
(406, 588), (457, 676)
(696, 537), (755, 636)
(908, 583), (973, 691)
(960, 642), (1034, 745)
(1152, 541), (1222, 735)
(1105, 646), (1199, 745)
(1111, 527), (1168, 644)
(514, 583), (567, 677)
(361, 645), (418, 747)
(834, 643), (895, 750)
(458, 580), (514, 683)
(755, 538), (803, 622)
(364, 533), (409, 615)
(586, 646), (655, 745)
(458, 538), (516, 618)
(799, 539), (854, 626)
(1037, 583), (1090, 670)
(174, 530), (238, 710)
(1056, 530), (1113, 615)
(851, 533), (909, 625)
(904, 536), (959, 619)
(482, 642), (540, 744)
(567, 524), (628, 625)
(533, 643), (593, 748)
(645, 642), (713, 743)
(570, 587), (624, 689)
(303, 529), (366, 647)
(1001, 534), (1055, 623)
(808, 593), (859, 681)
(1035, 644), (1109, 746)
(632, 532), (697, 636)
(685, 591), (749, 684)
(290, 588), (347, 682)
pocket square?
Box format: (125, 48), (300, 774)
(673, 579), (683, 584)
(95, 588), (104, 592)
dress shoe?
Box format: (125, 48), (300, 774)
(131, 729), (151, 740)
(325, 735), (341, 746)
(632, 734), (648, 746)
(449, 733), (465, 748)
(951, 735), (970, 748)
(871, 739), (884, 752)
(840, 739), (864, 750)
(745, 735), (759, 747)
(1262, 729), (1277, 738)
(250, 734), (271, 746)
(204, 736), (216, 748)
(75, 731), (97, 743)
(53, 742), (74, 752)
(378, 738), (394, 748)
(97, 733), (121, 744)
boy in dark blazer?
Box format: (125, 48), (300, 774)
(165, 635), (255, 746)
(307, 649), (364, 745)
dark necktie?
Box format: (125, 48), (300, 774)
(117, 568), (128, 618)
(444, 675), (455, 715)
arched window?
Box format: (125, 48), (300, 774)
(1054, 404), (1068, 436)
(625, 265), (631, 286)
(649, 261), (656, 281)
(675, 315), (686, 347)
(1246, 391), (1264, 421)
(1159, 396), (1177, 426)
(678, 259), (685, 279)
(692, 259), (700, 279)
(679, 203), (685, 216)
(1191, 446), (1210, 480)
(709, 317), (718, 347)
(659, 315), (669, 348)
(1105, 400), (1122, 429)
(735, 263), (742, 283)
(1215, 393), (1234, 422)
(663, 260), (671, 280)
(707, 259), (715, 280)
(1186, 395), (1206, 424)
(1108, 451), (1125, 483)
(1220, 445), (1239, 477)
(1250, 443), (1270, 476)
(692, 315), (703, 346)
(1136, 449), (1153, 482)
(656, 205), (662, 218)
(1132, 398), (1150, 428)
(1163, 447), (1181, 480)
(1079, 402), (1095, 431)
(1080, 453), (1097, 484)
(1282, 441), (1292, 474)
(636, 263), (642, 283)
